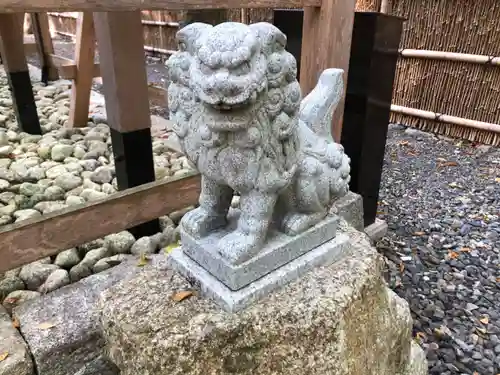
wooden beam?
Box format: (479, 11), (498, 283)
(0, 13), (42, 134)
(0, 173), (201, 273)
(68, 12), (96, 128)
(300, 0), (356, 142)
(94, 11), (159, 237)
(23, 41), (38, 54)
(0, 0), (320, 12)
(48, 53), (99, 80)
(31, 12), (59, 82)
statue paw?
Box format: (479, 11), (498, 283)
(281, 212), (327, 236)
(180, 207), (227, 238)
(217, 231), (263, 265)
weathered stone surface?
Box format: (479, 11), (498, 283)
(332, 191), (364, 231)
(0, 306), (33, 375)
(14, 259), (147, 375)
(100, 223), (426, 375)
(3, 290), (41, 315)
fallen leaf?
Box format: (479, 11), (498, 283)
(164, 241), (180, 255)
(496, 277), (500, 282)
(480, 316), (490, 325)
(171, 290), (194, 302)
(415, 332), (426, 340)
(12, 317), (20, 329)
(0, 352), (8, 361)
(440, 161), (458, 167)
(37, 322), (56, 330)
(495, 177), (500, 183)
(3, 297), (18, 305)
(448, 251), (459, 259)
(475, 327), (487, 335)
(399, 140), (409, 146)
(459, 247), (471, 253)
(399, 262), (405, 273)
(413, 231), (426, 236)
(137, 252), (150, 267)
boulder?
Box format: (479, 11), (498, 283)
(99, 224), (427, 375)
(14, 259), (148, 375)
(0, 305), (33, 375)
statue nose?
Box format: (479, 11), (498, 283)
(211, 72), (238, 97)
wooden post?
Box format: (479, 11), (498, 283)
(67, 12), (96, 128)
(31, 12), (59, 83)
(93, 11), (160, 238)
(340, 13), (404, 227)
(0, 13), (42, 134)
(299, 0), (356, 142)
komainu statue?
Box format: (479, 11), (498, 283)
(166, 22), (351, 265)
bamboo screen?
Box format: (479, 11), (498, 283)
(390, 0), (500, 145)
(47, 1), (500, 145)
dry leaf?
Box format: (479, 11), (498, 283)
(475, 327), (487, 335)
(164, 241), (180, 255)
(137, 252), (149, 267)
(439, 161), (458, 167)
(496, 277), (500, 282)
(12, 317), (20, 329)
(0, 352), (8, 362)
(415, 332), (426, 340)
(459, 247), (471, 253)
(480, 316), (490, 325)
(495, 177), (500, 183)
(3, 297), (18, 305)
(413, 231), (425, 236)
(448, 251), (459, 259)
(399, 140), (409, 146)
(399, 262), (405, 273)
(37, 322), (56, 330)
(171, 290), (194, 302)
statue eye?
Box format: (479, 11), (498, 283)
(234, 61), (251, 75)
(199, 63), (212, 75)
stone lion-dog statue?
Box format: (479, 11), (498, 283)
(166, 21), (351, 265)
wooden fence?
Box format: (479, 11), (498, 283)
(47, 0), (500, 145)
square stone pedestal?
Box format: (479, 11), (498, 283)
(98, 223), (427, 375)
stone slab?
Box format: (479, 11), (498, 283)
(13, 257), (154, 375)
(0, 305), (33, 375)
(99, 223), (427, 375)
(171, 232), (350, 312)
(365, 218), (388, 243)
(181, 213), (339, 290)
(332, 191), (364, 231)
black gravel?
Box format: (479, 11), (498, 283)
(378, 124), (500, 375)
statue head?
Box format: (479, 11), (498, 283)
(167, 22), (299, 113)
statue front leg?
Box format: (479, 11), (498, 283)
(181, 176), (233, 238)
(217, 190), (277, 265)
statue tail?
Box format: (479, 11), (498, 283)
(298, 68), (344, 142)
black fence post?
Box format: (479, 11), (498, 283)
(273, 10), (404, 229)
(340, 12), (404, 227)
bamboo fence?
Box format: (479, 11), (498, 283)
(46, 0), (500, 145)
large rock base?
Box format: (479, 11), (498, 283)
(99, 222), (427, 375)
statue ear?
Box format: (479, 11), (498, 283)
(249, 22), (287, 56)
(176, 22), (213, 55)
